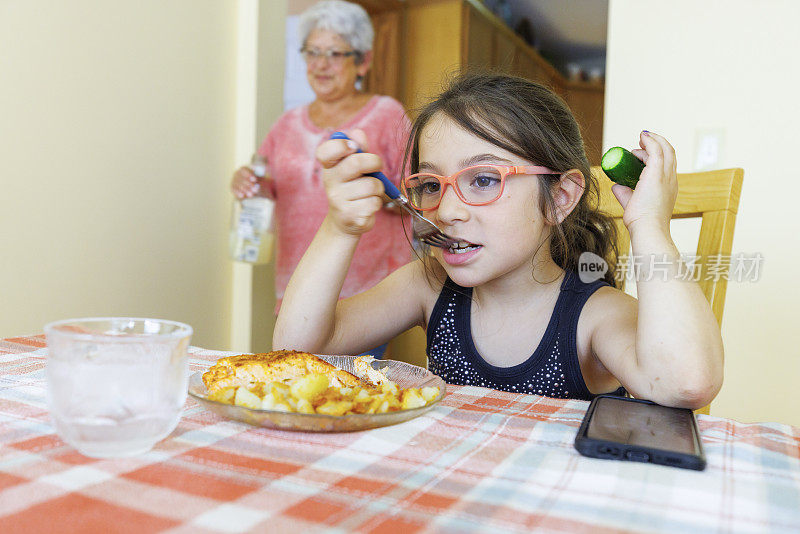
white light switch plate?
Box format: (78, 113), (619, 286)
(693, 128), (725, 171)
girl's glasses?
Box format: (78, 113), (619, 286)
(402, 164), (559, 211)
(300, 47), (359, 65)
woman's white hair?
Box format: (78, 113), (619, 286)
(298, 0), (374, 54)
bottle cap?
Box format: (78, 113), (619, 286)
(251, 154), (268, 178)
(251, 163), (267, 178)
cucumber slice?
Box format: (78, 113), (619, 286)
(601, 146), (645, 189)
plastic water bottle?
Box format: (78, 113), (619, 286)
(229, 154), (275, 264)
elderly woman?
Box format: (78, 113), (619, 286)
(231, 1), (411, 333)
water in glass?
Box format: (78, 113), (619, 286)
(45, 318), (191, 458)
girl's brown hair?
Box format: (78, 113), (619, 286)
(404, 72), (619, 287)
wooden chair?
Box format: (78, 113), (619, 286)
(594, 166), (744, 326)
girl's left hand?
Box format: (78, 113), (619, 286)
(611, 131), (678, 233)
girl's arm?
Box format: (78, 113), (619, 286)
(586, 131), (724, 409)
(272, 130), (429, 355)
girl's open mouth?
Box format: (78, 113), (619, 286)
(442, 240), (482, 265)
(447, 240), (481, 254)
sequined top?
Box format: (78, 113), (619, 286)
(426, 271), (624, 400)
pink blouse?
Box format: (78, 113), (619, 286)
(257, 95), (412, 305)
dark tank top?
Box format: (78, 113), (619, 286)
(426, 271), (625, 400)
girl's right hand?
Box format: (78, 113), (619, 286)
(231, 166), (274, 200)
(316, 129), (386, 237)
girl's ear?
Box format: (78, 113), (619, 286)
(551, 169), (585, 224)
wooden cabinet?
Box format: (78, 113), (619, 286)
(355, 0), (404, 102)
(493, 28), (516, 73)
(411, 0), (603, 163)
(357, 0), (604, 164)
(464, 4), (494, 69)
(562, 82), (605, 166)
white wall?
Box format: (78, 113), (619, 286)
(0, 1), (240, 348)
(605, 0), (800, 425)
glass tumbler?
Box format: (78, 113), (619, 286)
(44, 318), (192, 458)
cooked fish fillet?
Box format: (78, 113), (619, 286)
(202, 350), (375, 393)
(353, 356), (391, 385)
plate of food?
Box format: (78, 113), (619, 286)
(188, 350), (445, 432)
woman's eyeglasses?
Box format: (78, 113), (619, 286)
(402, 164), (560, 211)
(300, 47), (360, 65)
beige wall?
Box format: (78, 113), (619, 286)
(605, 0), (800, 425)
(0, 0), (285, 350)
(230, 0), (287, 354)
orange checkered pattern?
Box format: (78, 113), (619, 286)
(1, 337), (799, 533)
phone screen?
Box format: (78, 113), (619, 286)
(586, 396), (699, 454)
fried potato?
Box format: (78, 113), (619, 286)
(366, 396), (396, 414)
(421, 386), (440, 402)
(204, 355), (441, 416)
(261, 391), (292, 412)
(401, 388), (427, 410)
(290, 373), (329, 401)
(296, 398), (315, 414)
(381, 382), (399, 396)
(234, 387), (262, 410)
(316, 400), (354, 416)
(266, 381), (291, 396)
(354, 388), (372, 403)
(208, 386), (236, 404)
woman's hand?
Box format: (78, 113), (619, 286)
(611, 131), (678, 234)
(231, 166), (274, 200)
(316, 129), (386, 236)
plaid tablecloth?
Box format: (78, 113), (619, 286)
(1, 335), (799, 533)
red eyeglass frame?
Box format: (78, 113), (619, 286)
(402, 164), (560, 211)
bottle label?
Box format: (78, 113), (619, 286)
(242, 245), (260, 262)
(230, 197), (275, 263)
(230, 154), (274, 263)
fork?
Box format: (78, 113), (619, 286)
(330, 131), (457, 249)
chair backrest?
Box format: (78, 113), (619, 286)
(593, 167), (744, 326)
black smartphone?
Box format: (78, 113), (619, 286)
(574, 394), (706, 471)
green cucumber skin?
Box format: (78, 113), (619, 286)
(602, 147), (645, 189)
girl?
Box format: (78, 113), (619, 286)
(273, 73), (724, 409)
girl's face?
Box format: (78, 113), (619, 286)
(418, 113), (552, 289)
(304, 29), (368, 102)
